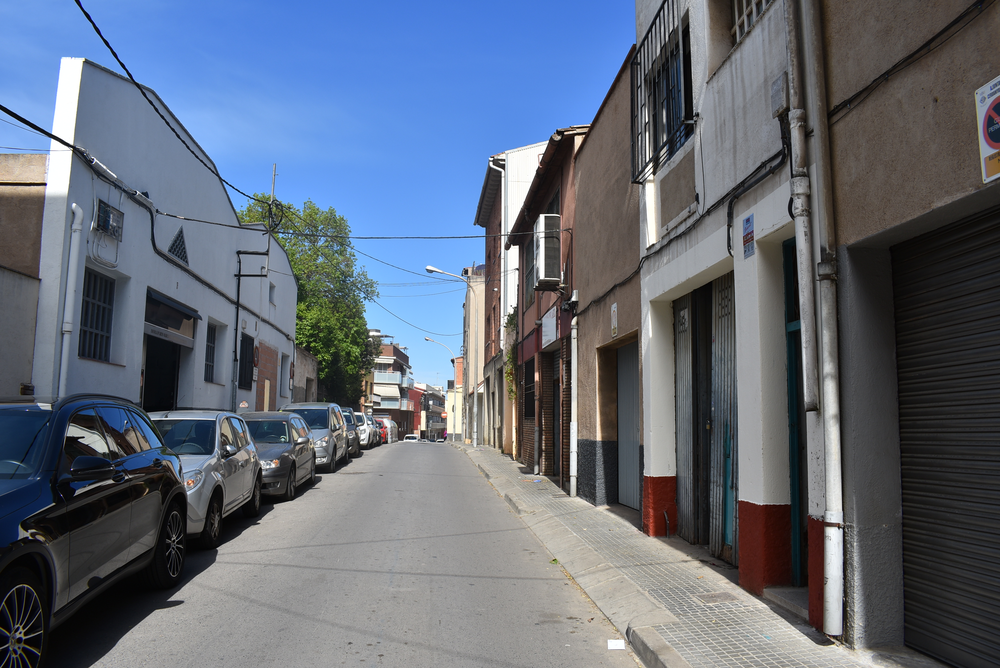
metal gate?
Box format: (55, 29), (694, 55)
(892, 208), (1000, 668)
(618, 340), (641, 510)
(710, 273), (738, 563)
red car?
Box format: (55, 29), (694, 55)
(375, 419), (388, 444)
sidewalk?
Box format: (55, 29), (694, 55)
(456, 444), (940, 668)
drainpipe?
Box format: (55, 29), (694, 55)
(58, 203), (85, 398)
(570, 316), (578, 496)
(787, 0), (844, 636)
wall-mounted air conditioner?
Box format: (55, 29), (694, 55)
(533, 214), (561, 291)
(95, 200), (124, 241)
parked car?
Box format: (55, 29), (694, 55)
(243, 412), (315, 501)
(354, 410), (372, 450)
(403, 434), (419, 442)
(375, 418), (388, 445)
(0, 395), (188, 666)
(149, 410), (262, 548)
(279, 403), (348, 472)
(365, 414), (382, 447)
(341, 408), (362, 457)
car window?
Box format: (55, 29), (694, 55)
(343, 410), (354, 425)
(292, 418), (309, 438)
(127, 409), (162, 450)
(332, 408), (344, 429)
(291, 409), (328, 430)
(64, 409), (116, 464)
(96, 406), (139, 456)
(219, 419), (236, 448)
(0, 409), (51, 478)
(247, 420), (292, 443)
(228, 417), (250, 449)
(155, 419), (215, 455)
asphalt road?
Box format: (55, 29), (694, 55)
(47, 440), (640, 668)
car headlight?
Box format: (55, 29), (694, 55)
(184, 469), (204, 491)
(260, 459), (280, 470)
(315, 435), (329, 447)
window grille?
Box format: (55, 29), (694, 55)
(524, 358), (536, 419)
(205, 323), (217, 382)
(524, 234), (536, 308)
(167, 227), (188, 264)
(732, 0), (773, 43)
(79, 269), (115, 362)
(631, 0), (693, 183)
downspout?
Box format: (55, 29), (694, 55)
(58, 203), (85, 397)
(787, 0), (844, 636)
(570, 315), (578, 496)
(489, 157), (505, 449)
(232, 254), (243, 413)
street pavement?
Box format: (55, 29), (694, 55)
(456, 443), (948, 668)
(46, 440), (642, 667)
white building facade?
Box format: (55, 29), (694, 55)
(30, 58), (297, 411)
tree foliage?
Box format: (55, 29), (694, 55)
(238, 196), (378, 406)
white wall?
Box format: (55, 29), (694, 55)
(34, 58), (296, 408)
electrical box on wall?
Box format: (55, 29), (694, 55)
(95, 200), (123, 241)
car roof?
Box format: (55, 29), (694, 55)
(148, 409), (238, 420)
(242, 411), (295, 420)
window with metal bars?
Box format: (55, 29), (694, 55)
(523, 358), (535, 419)
(732, 0), (772, 43)
(78, 269), (115, 362)
(238, 333), (255, 390)
(631, 0), (693, 183)
(204, 323), (217, 383)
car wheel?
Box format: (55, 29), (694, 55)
(146, 502), (186, 589)
(0, 567), (47, 668)
(308, 456), (317, 485)
(200, 494), (223, 549)
(242, 474), (262, 517)
(283, 466), (296, 502)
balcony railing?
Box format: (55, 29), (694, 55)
(379, 398), (400, 409)
(374, 371), (402, 384)
(400, 399), (415, 412)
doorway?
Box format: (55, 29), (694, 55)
(143, 335), (180, 412)
(783, 239), (808, 585)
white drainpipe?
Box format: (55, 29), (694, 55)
(58, 203), (85, 398)
(570, 315), (578, 497)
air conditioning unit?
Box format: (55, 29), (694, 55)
(533, 214), (561, 291)
(95, 200), (124, 241)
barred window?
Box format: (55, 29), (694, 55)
(523, 358), (536, 419)
(631, 0), (693, 182)
(204, 323), (217, 383)
(79, 269), (115, 362)
(732, 0), (773, 43)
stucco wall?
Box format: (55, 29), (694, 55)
(0, 154), (46, 277)
(825, 0), (1000, 245)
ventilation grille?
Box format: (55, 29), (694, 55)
(168, 227), (189, 265)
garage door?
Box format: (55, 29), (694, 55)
(891, 206), (1000, 668)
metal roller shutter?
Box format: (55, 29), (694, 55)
(891, 207), (1000, 668)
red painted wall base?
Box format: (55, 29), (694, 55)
(737, 501), (792, 595)
(808, 515), (824, 630)
(642, 476), (677, 536)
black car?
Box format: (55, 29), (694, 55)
(0, 395), (188, 666)
(340, 407), (362, 458)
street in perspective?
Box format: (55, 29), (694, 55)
(1, 1), (998, 668)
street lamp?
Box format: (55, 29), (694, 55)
(425, 336), (456, 442)
(426, 265), (480, 447)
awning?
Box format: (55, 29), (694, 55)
(374, 383), (400, 398)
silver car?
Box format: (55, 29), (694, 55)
(279, 402), (348, 472)
(150, 410), (262, 548)
(243, 412), (316, 500)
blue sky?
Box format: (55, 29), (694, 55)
(0, 0), (636, 387)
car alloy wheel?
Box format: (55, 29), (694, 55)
(243, 474), (262, 517)
(147, 504), (186, 588)
(0, 569), (46, 668)
(283, 466), (296, 502)
(309, 457), (316, 484)
(200, 495), (223, 549)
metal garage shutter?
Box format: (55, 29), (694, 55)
(891, 206), (1000, 668)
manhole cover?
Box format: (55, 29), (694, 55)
(694, 592), (737, 604)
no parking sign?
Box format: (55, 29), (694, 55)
(976, 74), (1000, 183)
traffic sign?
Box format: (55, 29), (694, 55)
(975, 74), (1000, 183)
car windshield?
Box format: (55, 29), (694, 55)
(0, 409), (51, 478)
(246, 420), (292, 443)
(291, 409), (329, 430)
(155, 419), (216, 455)
(343, 411), (354, 425)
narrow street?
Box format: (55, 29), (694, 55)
(47, 441), (640, 668)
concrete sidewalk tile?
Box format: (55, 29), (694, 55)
(573, 562), (621, 590)
(554, 543), (606, 574)
(628, 626), (692, 668)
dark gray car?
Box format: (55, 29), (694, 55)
(243, 412), (316, 501)
(341, 408), (362, 457)
(278, 403), (347, 472)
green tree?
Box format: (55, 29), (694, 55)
(238, 196), (378, 405)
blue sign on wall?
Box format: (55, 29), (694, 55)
(742, 213), (755, 259)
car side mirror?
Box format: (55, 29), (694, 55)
(295, 435), (310, 446)
(70, 456), (116, 481)
(221, 444), (238, 458)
